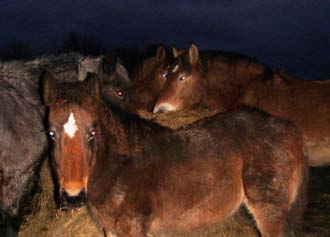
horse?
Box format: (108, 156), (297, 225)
(153, 44), (265, 113)
(0, 52), (93, 236)
(153, 44), (330, 167)
(0, 54), (79, 236)
(43, 71), (308, 237)
(130, 45), (172, 111)
(79, 46), (172, 112)
(78, 54), (133, 111)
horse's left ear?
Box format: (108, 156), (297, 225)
(102, 54), (117, 76)
(42, 70), (58, 106)
(84, 72), (101, 101)
(188, 44), (199, 65)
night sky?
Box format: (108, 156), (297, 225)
(0, 0), (329, 80)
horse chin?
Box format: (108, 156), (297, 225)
(60, 189), (87, 210)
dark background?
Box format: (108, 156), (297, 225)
(0, 0), (329, 80)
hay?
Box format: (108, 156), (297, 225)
(138, 108), (217, 129)
(19, 110), (330, 237)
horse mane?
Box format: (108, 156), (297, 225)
(97, 96), (169, 159)
(199, 50), (261, 76)
(48, 80), (95, 107)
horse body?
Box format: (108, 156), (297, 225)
(153, 44), (330, 166)
(0, 60), (48, 236)
(44, 73), (308, 237)
(241, 72), (330, 166)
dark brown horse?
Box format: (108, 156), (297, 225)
(130, 46), (172, 111)
(0, 53), (83, 237)
(43, 72), (308, 237)
(78, 54), (133, 111)
(153, 44), (330, 167)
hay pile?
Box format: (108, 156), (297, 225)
(138, 108), (217, 129)
(18, 109), (330, 237)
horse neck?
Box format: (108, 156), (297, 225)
(100, 103), (165, 158)
(208, 57), (265, 86)
(89, 104), (134, 184)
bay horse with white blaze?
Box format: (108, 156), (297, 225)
(153, 44), (330, 167)
(43, 72), (308, 237)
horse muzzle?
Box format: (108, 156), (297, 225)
(153, 103), (176, 113)
(60, 188), (87, 209)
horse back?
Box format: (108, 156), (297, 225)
(199, 54), (266, 111)
(89, 107), (308, 235)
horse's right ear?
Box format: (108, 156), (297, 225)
(172, 47), (185, 58)
(84, 72), (101, 101)
(156, 46), (166, 62)
(42, 70), (57, 106)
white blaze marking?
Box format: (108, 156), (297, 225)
(63, 112), (78, 138)
(172, 64), (179, 72)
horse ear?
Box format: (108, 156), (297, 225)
(172, 47), (184, 58)
(189, 44), (199, 65)
(42, 70), (58, 106)
(84, 72), (101, 100)
(156, 46), (166, 62)
(102, 54), (117, 76)
(78, 56), (103, 81)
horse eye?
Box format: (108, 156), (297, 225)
(117, 91), (124, 97)
(48, 130), (56, 139)
(88, 130), (96, 141)
(162, 73), (168, 79)
(179, 76), (186, 81)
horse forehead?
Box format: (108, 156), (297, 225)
(171, 57), (191, 73)
(68, 108), (95, 123)
(63, 112), (79, 138)
(172, 64), (179, 73)
(50, 105), (95, 127)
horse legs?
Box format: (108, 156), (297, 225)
(103, 214), (147, 237)
(244, 201), (295, 237)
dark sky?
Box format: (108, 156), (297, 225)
(0, 0), (329, 79)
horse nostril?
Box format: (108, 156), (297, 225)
(158, 107), (166, 113)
